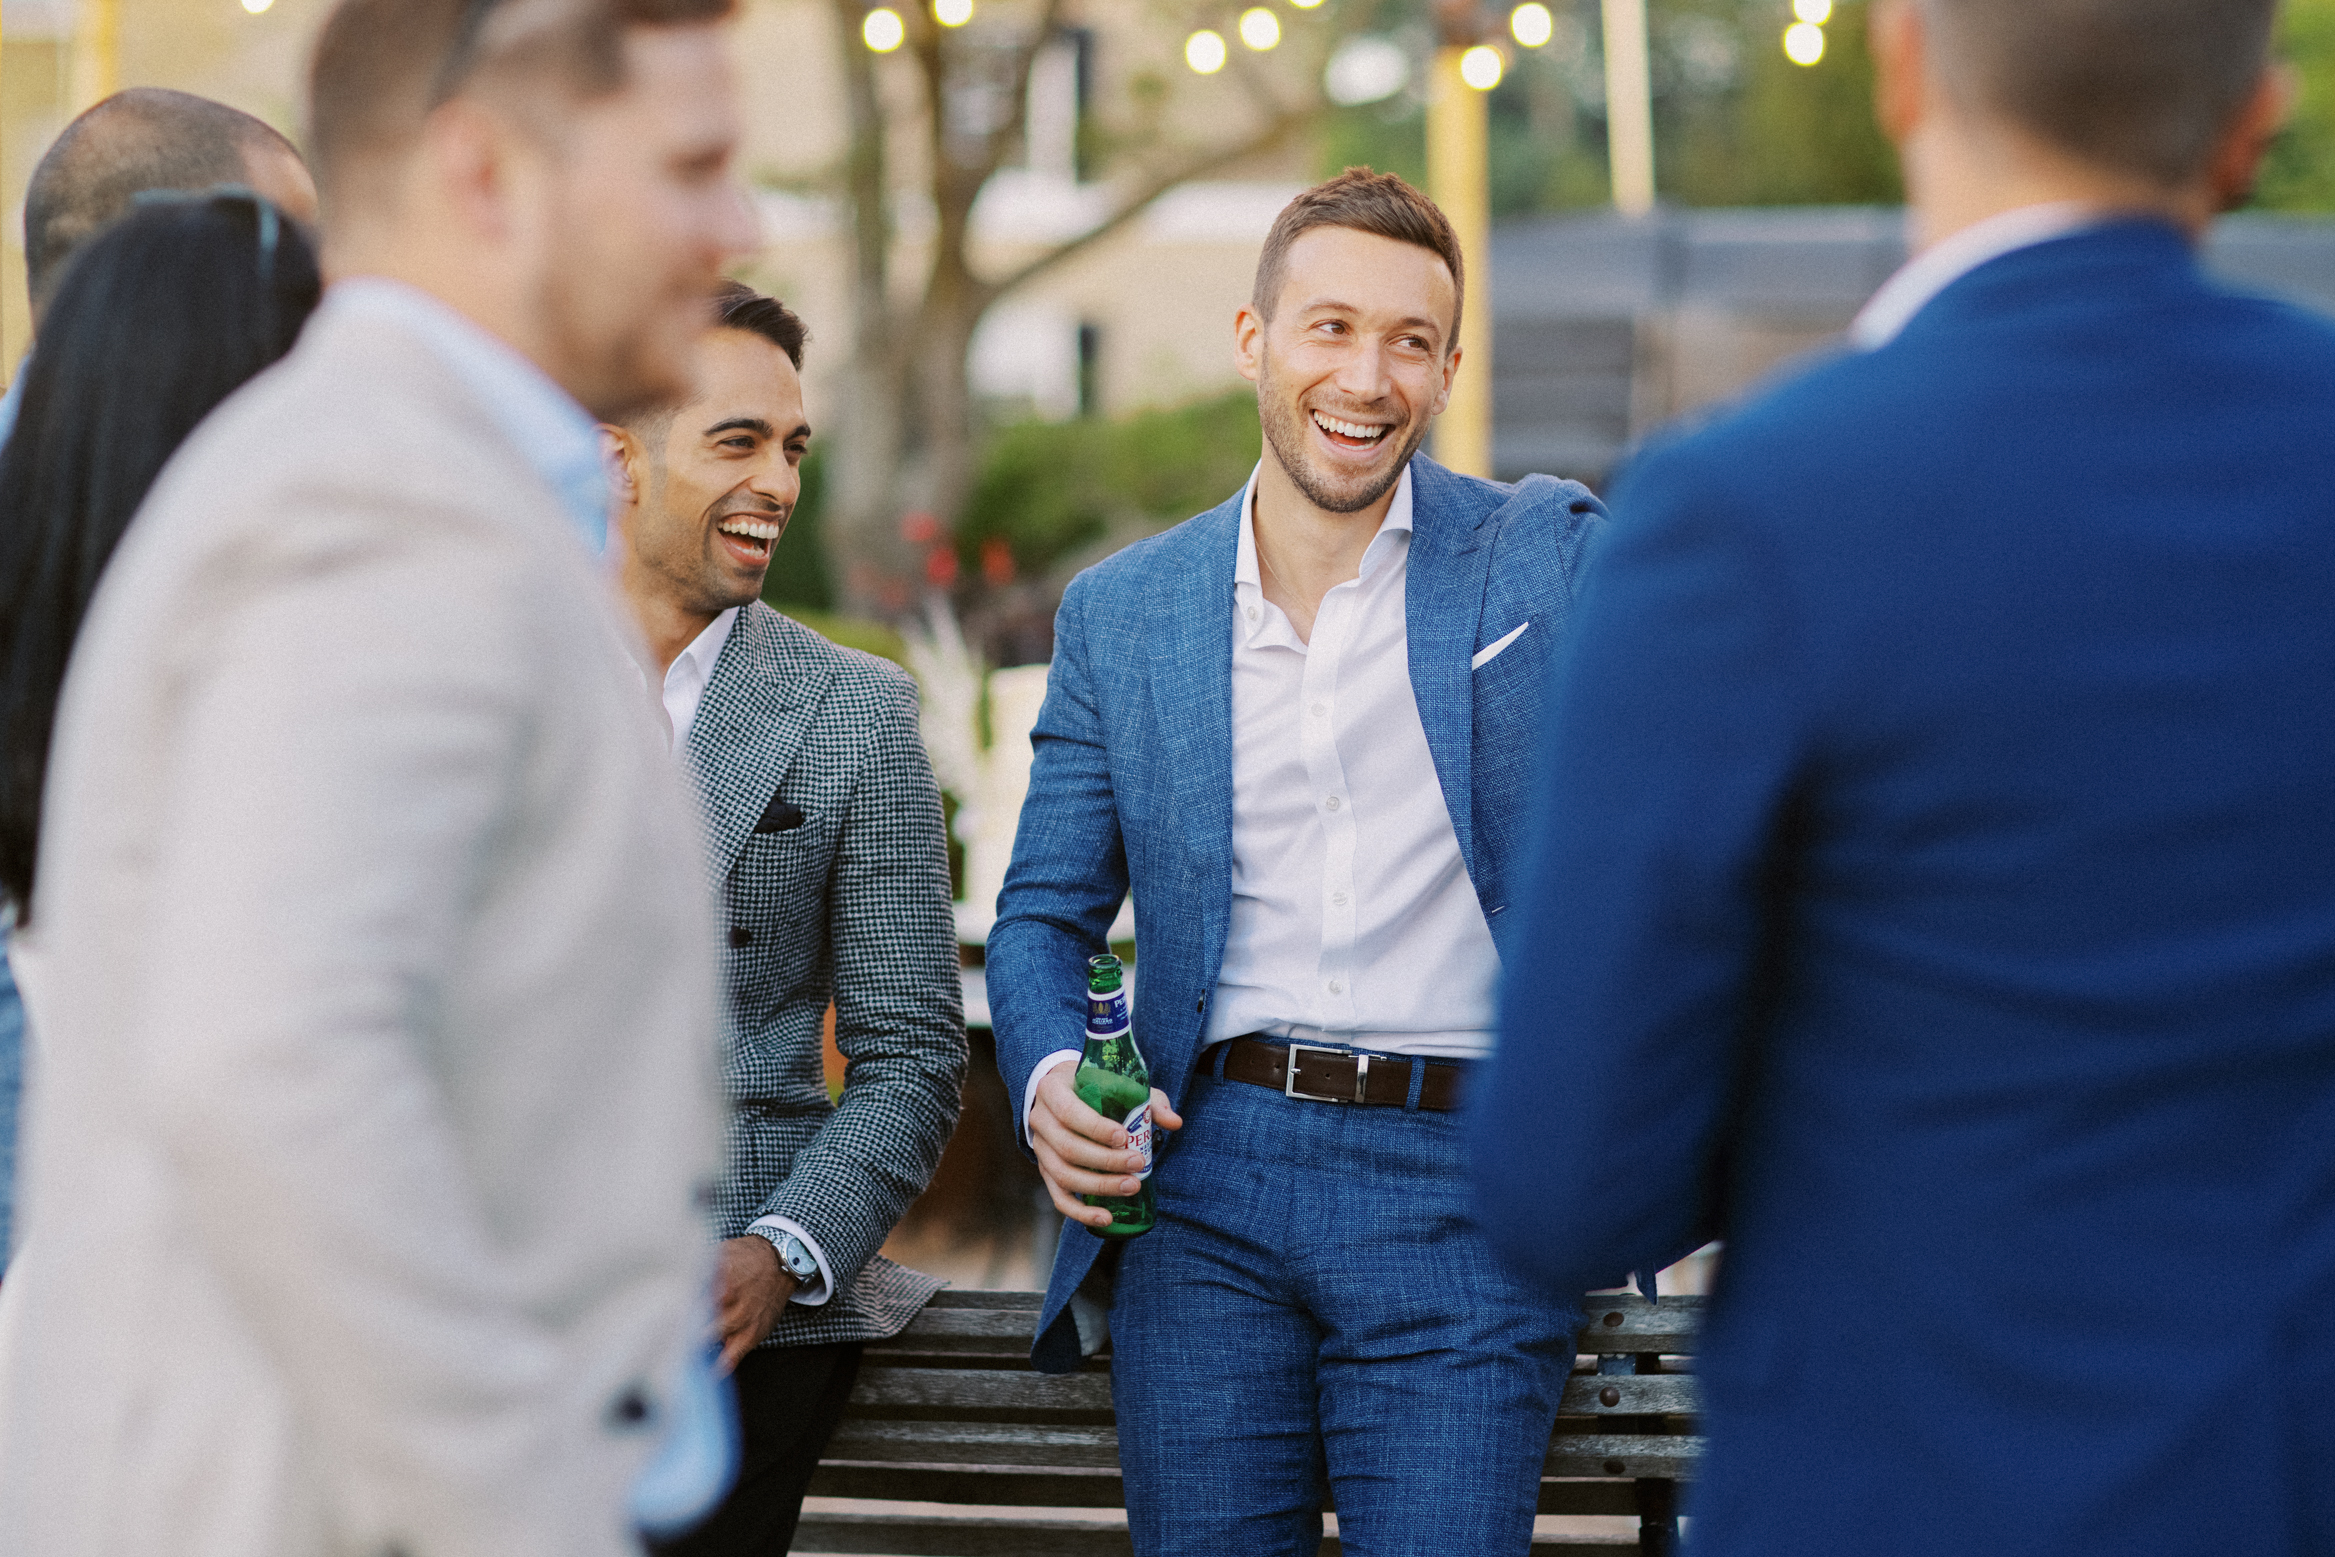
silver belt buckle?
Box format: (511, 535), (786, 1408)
(1282, 1043), (1369, 1104)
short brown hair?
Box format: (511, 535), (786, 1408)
(308, 0), (734, 213)
(1252, 168), (1465, 351)
(1922, 0), (2277, 188)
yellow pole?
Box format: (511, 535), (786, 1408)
(1601, 0), (1656, 216)
(1425, 46), (1492, 480)
(72, 0), (119, 113)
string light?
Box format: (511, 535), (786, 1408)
(1238, 8), (1282, 51)
(1185, 28), (1229, 74)
(241, 0), (274, 13)
(1792, 0), (1833, 22)
(1290, 0), (1326, 9)
(933, 0), (973, 25)
(1459, 43), (1505, 91)
(863, 6), (906, 51)
(1510, 3), (1554, 48)
(1783, 20), (1825, 64)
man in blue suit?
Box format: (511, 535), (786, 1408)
(1475, 2), (2328, 1553)
(988, 170), (1605, 1555)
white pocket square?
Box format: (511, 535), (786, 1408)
(1471, 621), (1530, 671)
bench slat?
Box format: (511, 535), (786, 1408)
(824, 1418), (1122, 1468)
(796, 1508), (1642, 1556)
(846, 1366), (1116, 1418)
(811, 1457), (1660, 1519)
(1557, 1374), (1700, 1416)
(793, 1507), (1132, 1557)
(1544, 1433), (1703, 1480)
(888, 1292), (1702, 1354)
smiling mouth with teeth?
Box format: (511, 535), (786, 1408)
(1312, 409), (1392, 448)
(717, 514), (785, 555)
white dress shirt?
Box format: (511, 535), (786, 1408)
(660, 608), (739, 754)
(659, 606), (837, 1307)
(1850, 202), (2102, 350)
(1026, 464), (1502, 1126)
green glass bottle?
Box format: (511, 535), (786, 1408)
(1074, 953), (1155, 1238)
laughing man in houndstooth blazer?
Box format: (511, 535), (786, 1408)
(605, 283), (967, 1557)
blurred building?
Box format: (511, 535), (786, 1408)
(1491, 206), (2335, 487)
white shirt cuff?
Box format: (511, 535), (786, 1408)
(1023, 1050), (1084, 1145)
(745, 1215), (834, 1306)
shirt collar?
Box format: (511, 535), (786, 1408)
(320, 278), (610, 554)
(1850, 202), (2103, 351)
(1234, 462), (1414, 643)
(669, 607), (739, 691)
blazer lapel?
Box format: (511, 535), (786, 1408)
(1151, 499), (1240, 868)
(688, 607), (836, 888)
(1404, 457), (1494, 876)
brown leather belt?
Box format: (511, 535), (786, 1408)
(1216, 1036), (1468, 1112)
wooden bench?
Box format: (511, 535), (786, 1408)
(799, 1289), (1701, 1555)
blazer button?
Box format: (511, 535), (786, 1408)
(728, 925), (753, 948)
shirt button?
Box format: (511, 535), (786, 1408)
(1311, 702), (1328, 717)
(1333, 891), (1348, 906)
(1246, 607), (1259, 621)
(1324, 796), (1341, 812)
(1328, 980), (1345, 995)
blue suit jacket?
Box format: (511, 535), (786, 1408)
(1475, 222), (2335, 1554)
(990, 453), (1604, 1371)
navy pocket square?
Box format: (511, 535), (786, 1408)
(754, 797), (805, 834)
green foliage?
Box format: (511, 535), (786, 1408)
(1350, 0), (1899, 214)
(2259, 0), (2335, 211)
(774, 607), (908, 666)
(956, 390), (1262, 580)
(760, 444), (836, 612)
(1661, 1), (1899, 206)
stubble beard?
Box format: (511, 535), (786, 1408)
(1256, 355), (1429, 516)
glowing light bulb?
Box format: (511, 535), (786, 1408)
(1510, 3), (1554, 48)
(863, 6), (907, 52)
(1186, 28), (1229, 74)
(1783, 20), (1825, 64)
(1792, 0), (1833, 22)
(241, 0), (274, 13)
(1291, 0), (1325, 8)
(1238, 8), (1281, 51)
(1459, 43), (1505, 91)
(934, 0), (973, 24)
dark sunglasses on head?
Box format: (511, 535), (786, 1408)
(128, 185), (283, 282)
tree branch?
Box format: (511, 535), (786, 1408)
(972, 104), (1324, 310)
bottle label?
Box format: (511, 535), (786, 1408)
(1123, 1104), (1153, 1179)
(1087, 991), (1130, 1037)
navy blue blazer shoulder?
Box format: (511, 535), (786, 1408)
(989, 453), (1604, 1371)
(1476, 222), (2335, 1556)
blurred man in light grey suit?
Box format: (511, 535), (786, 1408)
(0, 2), (760, 1555)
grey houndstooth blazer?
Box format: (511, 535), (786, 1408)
(687, 602), (966, 1348)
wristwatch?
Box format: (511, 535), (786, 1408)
(770, 1231), (820, 1285)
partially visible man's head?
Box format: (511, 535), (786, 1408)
(608, 282), (811, 617)
(308, 0), (755, 419)
(23, 88), (315, 322)
(1913, 0), (2280, 189)
(1238, 170), (1462, 516)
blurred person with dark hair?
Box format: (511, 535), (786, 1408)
(0, 192), (321, 962)
(0, 1), (758, 1554)
(603, 281), (966, 1557)
(988, 169), (1607, 1555)
(1474, 2), (2332, 1554)
(0, 91), (319, 1286)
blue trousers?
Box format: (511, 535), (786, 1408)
(1108, 1055), (1580, 1556)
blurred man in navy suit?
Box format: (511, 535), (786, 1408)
(1474, 2), (2334, 1554)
